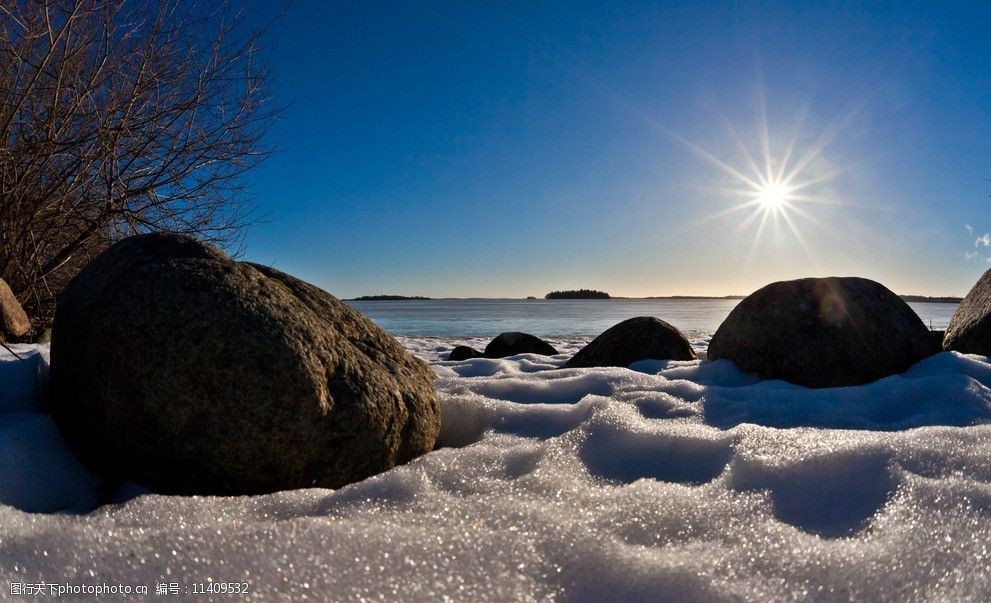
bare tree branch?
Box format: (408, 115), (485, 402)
(0, 0), (277, 326)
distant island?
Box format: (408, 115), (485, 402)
(545, 289), (611, 299)
(351, 295), (431, 301)
(900, 295), (963, 304)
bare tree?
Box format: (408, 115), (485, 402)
(0, 0), (275, 326)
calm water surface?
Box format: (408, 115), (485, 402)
(348, 298), (959, 341)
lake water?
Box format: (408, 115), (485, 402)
(348, 298), (959, 342)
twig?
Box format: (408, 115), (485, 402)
(1, 340), (25, 361)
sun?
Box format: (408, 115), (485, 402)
(649, 82), (854, 271)
(663, 110), (843, 270)
(755, 182), (791, 211)
(648, 82), (854, 271)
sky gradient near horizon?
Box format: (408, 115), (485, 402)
(241, 1), (991, 298)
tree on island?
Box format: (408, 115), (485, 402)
(0, 0), (276, 326)
(545, 289), (611, 299)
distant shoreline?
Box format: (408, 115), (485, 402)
(899, 295), (963, 304)
(350, 295), (432, 301)
(635, 295), (745, 300)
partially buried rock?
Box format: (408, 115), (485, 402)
(50, 233), (440, 495)
(945, 268), (991, 356)
(447, 345), (482, 361)
(929, 330), (945, 352)
(707, 277), (933, 388)
(564, 316), (697, 368)
(484, 332), (558, 358)
(0, 278), (31, 340)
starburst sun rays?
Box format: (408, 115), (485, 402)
(669, 108), (851, 270)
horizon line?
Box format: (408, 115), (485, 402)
(345, 292), (966, 301)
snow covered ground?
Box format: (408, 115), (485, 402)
(1, 338), (990, 601)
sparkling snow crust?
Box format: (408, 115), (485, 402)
(1, 339), (990, 601)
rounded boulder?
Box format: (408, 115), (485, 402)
(50, 233), (440, 495)
(0, 278), (31, 340)
(707, 277), (933, 388)
(945, 269), (991, 355)
(484, 332), (558, 358)
(447, 346), (483, 361)
(564, 317), (696, 368)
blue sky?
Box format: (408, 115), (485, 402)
(242, 1), (991, 298)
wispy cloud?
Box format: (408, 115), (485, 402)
(962, 225), (991, 262)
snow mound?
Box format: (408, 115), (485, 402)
(0, 344), (48, 414)
(1, 338), (990, 601)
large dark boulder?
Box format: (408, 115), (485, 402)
(0, 278), (30, 340)
(49, 233), (440, 495)
(564, 317), (697, 368)
(484, 332), (558, 358)
(707, 277), (933, 388)
(945, 269), (991, 355)
(447, 345), (483, 361)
